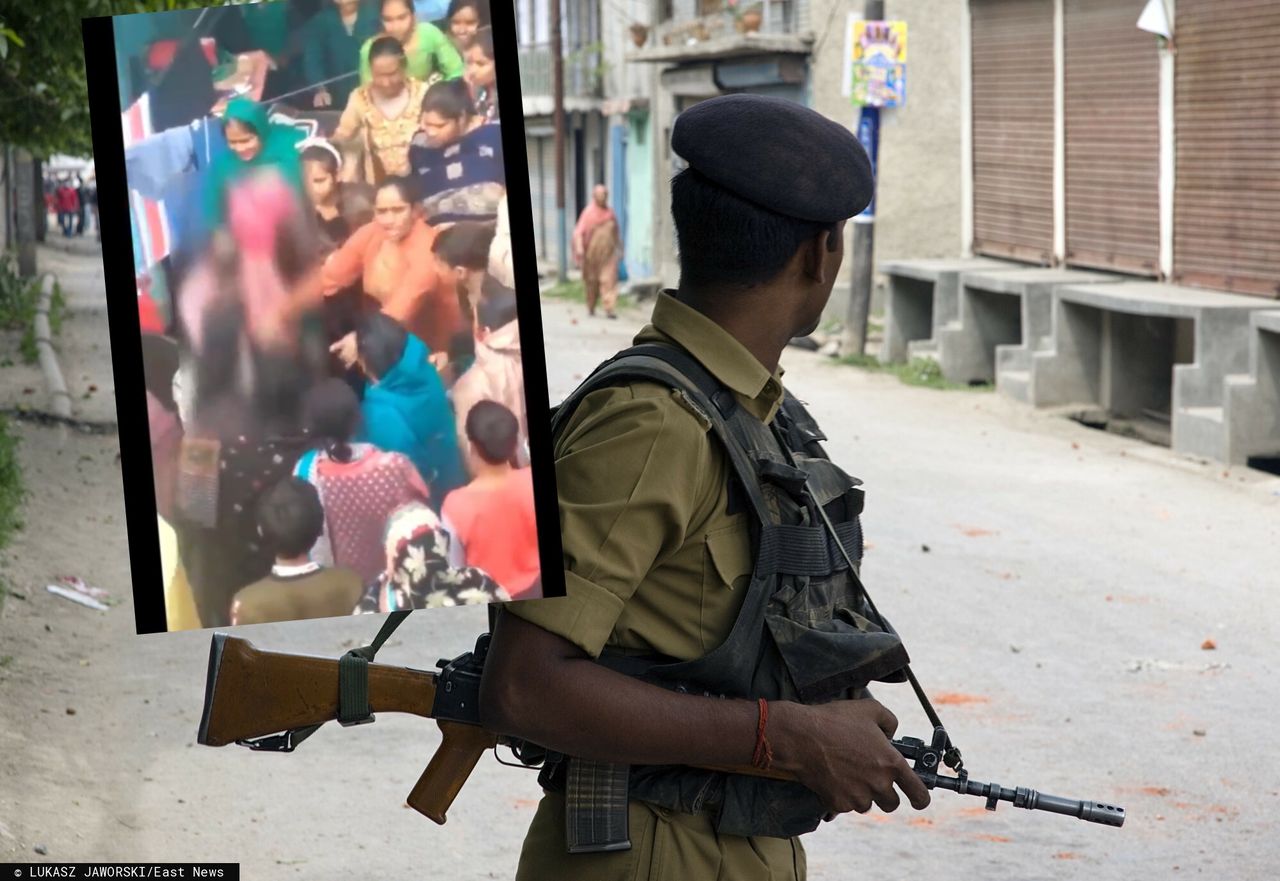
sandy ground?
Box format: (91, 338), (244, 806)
(2, 252), (1279, 879)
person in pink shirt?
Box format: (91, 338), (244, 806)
(440, 400), (540, 599)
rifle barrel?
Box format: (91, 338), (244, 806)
(923, 772), (1125, 827)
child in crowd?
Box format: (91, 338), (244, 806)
(294, 378), (432, 583)
(230, 477), (365, 625)
(441, 401), (540, 599)
(464, 27), (498, 122)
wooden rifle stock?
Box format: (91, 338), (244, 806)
(197, 633), (496, 824)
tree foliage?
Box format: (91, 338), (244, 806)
(0, 0), (232, 157)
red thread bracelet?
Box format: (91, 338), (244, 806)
(752, 698), (773, 770)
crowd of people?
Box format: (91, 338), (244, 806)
(133, 0), (539, 631)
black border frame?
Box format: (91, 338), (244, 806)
(80, 4), (565, 635)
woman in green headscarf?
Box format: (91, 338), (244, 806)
(203, 97), (307, 229)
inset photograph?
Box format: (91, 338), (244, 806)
(87, 0), (556, 632)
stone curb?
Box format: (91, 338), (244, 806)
(33, 272), (73, 419)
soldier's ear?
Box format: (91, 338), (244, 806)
(801, 231), (829, 283)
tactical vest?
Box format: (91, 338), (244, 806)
(543, 342), (911, 848)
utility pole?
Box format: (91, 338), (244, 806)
(843, 0), (884, 358)
(552, 0), (568, 282)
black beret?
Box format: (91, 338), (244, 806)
(671, 94), (874, 223)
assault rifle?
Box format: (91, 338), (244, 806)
(196, 625), (1126, 829)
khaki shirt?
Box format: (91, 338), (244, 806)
(508, 293), (785, 661)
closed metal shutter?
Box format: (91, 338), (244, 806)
(1173, 0), (1280, 297)
(971, 0), (1055, 264)
(1063, 0), (1160, 275)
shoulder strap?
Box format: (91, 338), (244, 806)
(551, 342), (771, 525)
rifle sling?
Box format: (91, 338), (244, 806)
(236, 611), (413, 753)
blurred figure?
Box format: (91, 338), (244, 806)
(294, 378), (433, 583)
(334, 36), (428, 184)
(450, 275), (527, 472)
(312, 176), (463, 359)
(445, 0), (489, 53)
(359, 0), (463, 87)
(441, 401), (540, 599)
(74, 176), (87, 236)
(305, 0), (381, 110)
(355, 311), (466, 505)
(464, 26), (498, 122)
(356, 501), (508, 612)
(181, 169), (325, 440)
(573, 184), (622, 318)
(203, 97), (306, 230)
(56, 180), (79, 237)
(230, 477), (365, 625)
(488, 192), (513, 287)
(408, 79), (505, 224)
(85, 177), (99, 240)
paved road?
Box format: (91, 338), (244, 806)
(2, 266), (1277, 879)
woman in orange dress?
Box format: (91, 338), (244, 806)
(280, 176), (462, 367)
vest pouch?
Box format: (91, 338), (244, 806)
(765, 569), (910, 704)
(793, 455), (865, 530)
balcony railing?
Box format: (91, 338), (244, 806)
(627, 0), (811, 63)
(518, 42), (605, 101)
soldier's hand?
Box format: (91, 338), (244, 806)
(770, 698), (931, 817)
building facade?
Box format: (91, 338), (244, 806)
(517, 0), (609, 272)
(622, 0), (963, 310)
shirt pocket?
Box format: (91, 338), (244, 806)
(702, 521), (754, 592)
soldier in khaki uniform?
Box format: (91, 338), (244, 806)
(480, 95), (930, 881)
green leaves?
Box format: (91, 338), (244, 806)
(0, 1), (232, 156)
(0, 23), (25, 60)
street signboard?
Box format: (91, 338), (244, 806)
(850, 19), (907, 108)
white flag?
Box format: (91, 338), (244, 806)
(1137, 0), (1171, 39)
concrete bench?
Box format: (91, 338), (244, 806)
(1222, 311), (1280, 467)
(937, 267), (1121, 395)
(878, 258), (1023, 364)
(1028, 282), (1276, 460)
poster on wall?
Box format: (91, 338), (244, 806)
(849, 19), (907, 107)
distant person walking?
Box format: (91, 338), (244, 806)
(572, 184), (621, 318)
(74, 176), (88, 236)
(56, 181), (80, 238)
